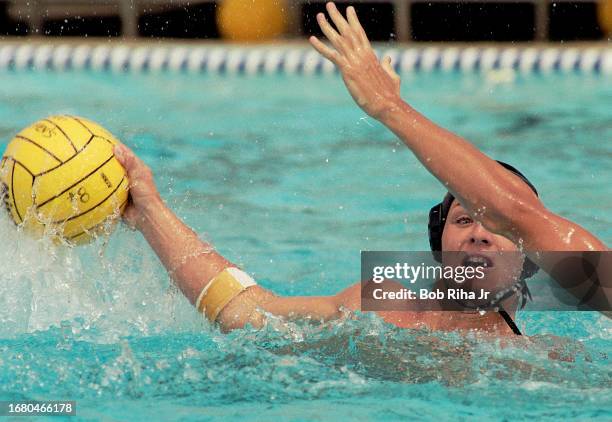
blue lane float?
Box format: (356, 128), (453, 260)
(0, 44), (610, 75)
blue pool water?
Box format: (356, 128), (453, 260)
(0, 69), (610, 421)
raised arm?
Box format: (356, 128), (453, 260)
(113, 144), (357, 331)
(309, 2), (608, 254)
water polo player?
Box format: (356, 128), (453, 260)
(113, 2), (609, 335)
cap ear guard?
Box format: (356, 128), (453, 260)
(428, 202), (444, 263)
(428, 192), (454, 263)
(520, 258), (539, 280)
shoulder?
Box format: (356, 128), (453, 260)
(333, 282), (362, 311)
(334, 280), (406, 305)
(334, 280), (422, 324)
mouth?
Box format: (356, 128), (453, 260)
(461, 254), (495, 269)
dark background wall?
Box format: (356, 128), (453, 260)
(0, 1), (606, 41)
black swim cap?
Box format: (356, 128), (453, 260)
(427, 161), (540, 301)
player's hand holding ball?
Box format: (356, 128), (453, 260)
(112, 143), (162, 231)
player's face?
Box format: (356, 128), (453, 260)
(440, 200), (524, 296)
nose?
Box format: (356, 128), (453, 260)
(468, 222), (494, 247)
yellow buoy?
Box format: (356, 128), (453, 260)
(0, 116), (129, 245)
(598, 0), (612, 35)
(217, 0), (288, 41)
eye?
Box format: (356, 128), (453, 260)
(455, 216), (473, 225)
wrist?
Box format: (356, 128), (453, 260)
(377, 97), (411, 124)
(135, 195), (165, 231)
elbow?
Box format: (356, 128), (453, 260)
(216, 295), (267, 332)
(217, 310), (266, 333)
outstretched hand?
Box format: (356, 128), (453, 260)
(113, 143), (162, 230)
(309, 2), (402, 119)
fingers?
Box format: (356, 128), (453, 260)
(316, 12), (347, 53)
(381, 55), (401, 95)
(381, 56), (391, 76)
(113, 144), (133, 169)
(114, 143), (150, 180)
(313, 3), (372, 60)
(381, 56), (397, 79)
(325, 2), (351, 37)
(346, 6), (369, 46)
(309, 36), (341, 64)
(121, 203), (139, 231)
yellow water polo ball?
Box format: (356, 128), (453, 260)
(598, 0), (612, 34)
(217, 0), (288, 41)
(0, 116), (129, 245)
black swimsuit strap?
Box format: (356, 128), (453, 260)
(498, 309), (522, 336)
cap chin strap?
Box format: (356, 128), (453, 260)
(498, 309), (522, 336)
(442, 276), (529, 312)
(441, 277), (526, 335)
